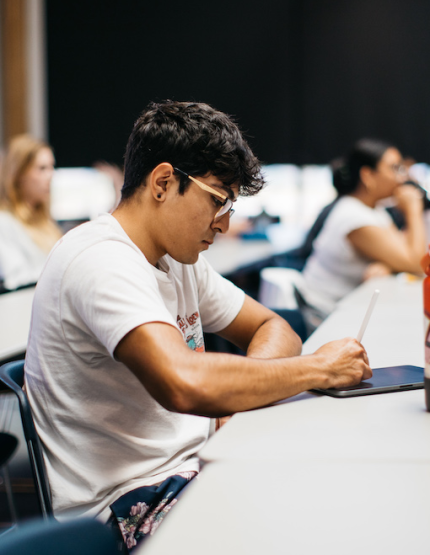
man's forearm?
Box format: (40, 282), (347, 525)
(217, 295), (302, 359)
(246, 316), (302, 359)
(168, 337), (369, 417)
(117, 323), (371, 418)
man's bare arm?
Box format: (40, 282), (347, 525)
(115, 322), (371, 417)
(217, 295), (302, 359)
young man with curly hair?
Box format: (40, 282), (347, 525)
(25, 101), (370, 551)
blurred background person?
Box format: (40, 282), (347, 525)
(92, 160), (124, 210)
(0, 135), (62, 291)
(301, 138), (426, 318)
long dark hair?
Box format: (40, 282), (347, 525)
(332, 138), (394, 196)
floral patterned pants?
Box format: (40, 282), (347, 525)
(108, 471), (197, 553)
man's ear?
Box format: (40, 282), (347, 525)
(149, 163), (176, 201)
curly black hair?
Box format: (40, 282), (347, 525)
(121, 100), (265, 200)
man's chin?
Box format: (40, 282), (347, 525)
(169, 251), (200, 265)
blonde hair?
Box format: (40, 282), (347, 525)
(0, 134), (62, 251)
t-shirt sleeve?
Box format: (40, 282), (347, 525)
(63, 241), (177, 357)
(193, 255), (245, 334)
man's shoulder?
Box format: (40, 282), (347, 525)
(41, 214), (148, 287)
(63, 213), (125, 240)
(56, 214), (138, 258)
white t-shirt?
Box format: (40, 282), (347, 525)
(24, 213), (245, 521)
(0, 211), (49, 290)
(302, 196), (393, 314)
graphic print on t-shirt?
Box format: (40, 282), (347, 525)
(176, 311), (205, 352)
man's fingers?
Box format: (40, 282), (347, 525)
(362, 363), (373, 380)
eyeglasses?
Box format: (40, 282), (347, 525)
(173, 167), (235, 220)
(389, 164), (407, 177)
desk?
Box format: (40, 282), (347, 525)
(199, 275), (427, 464)
(142, 460), (430, 555)
(0, 287), (35, 362)
(201, 222), (305, 276)
(303, 274), (423, 368)
(138, 275), (429, 555)
(202, 237), (275, 276)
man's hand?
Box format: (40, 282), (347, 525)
(312, 337), (372, 390)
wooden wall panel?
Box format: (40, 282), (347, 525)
(1, 0), (27, 142)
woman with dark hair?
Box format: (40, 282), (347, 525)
(301, 138), (426, 317)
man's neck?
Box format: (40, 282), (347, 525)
(112, 201), (165, 267)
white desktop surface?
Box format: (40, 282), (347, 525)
(141, 460), (430, 555)
(199, 387), (429, 463)
(199, 275), (427, 464)
(0, 287), (35, 362)
(141, 275), (428, 555)
(201, 223), (306, 276)
(303, 275), (423, 368)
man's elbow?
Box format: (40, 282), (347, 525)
(290, 330), (303, 356)
(151, 366), (207, 415)
(161, 388), (198, 415)
(274, 314), (303, 355)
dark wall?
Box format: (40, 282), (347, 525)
(46, 0), (430, 168)
(300, 0), (430, 163)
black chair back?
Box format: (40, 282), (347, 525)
(273, 198), (340, 272)
(0, 516), (119, 555)
(0, 360), (53, 518)
(0, 432), (18, 467)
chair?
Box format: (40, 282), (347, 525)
(0, 431), (19, 526)
(271, 199), (340, 273)
(259, 267), (305, 310)
(271, 308), (308, 343)
(258, 267), (326, 336)
(0, 516), (119, 555)
(0, 360), (53, 519)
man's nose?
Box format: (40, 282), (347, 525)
(211, 212), (230, 234)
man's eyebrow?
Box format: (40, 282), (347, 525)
(224, 187), (236, 201)
(215, 183), (236, 201)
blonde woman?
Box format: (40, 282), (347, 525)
(0, 135), (62, 290)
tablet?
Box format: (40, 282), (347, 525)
(312, 365), (424, 398)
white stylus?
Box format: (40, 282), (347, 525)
(356, 289), (380, 343)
